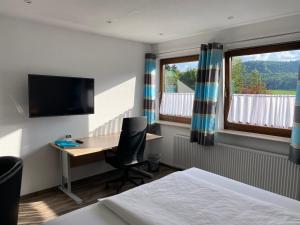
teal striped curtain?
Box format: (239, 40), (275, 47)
(190, 43), (223, 145)
(144, 53), (156, 125)
(289, 67), (300, 164)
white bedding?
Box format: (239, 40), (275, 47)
(43, 203), (128, 225)
(101, 168), (300, 225)
(44, 168), (300, 225)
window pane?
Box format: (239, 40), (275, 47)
(228, 50), (300, 129)
(164, 62), (198, 93)
(160, 61), (197, 118)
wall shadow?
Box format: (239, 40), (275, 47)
(89, 109), (133, 136)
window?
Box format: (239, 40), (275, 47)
(225, 42), (300, 137)
(159, 55), (199, 124)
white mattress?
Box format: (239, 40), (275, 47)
(44, 168), (300, 225)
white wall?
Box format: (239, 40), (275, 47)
(0, 15), (150, 195)
(152, 14), (300, 166)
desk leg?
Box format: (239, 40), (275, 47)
(59, 151), (83, 204)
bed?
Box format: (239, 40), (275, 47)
(44, 168), (300, 225)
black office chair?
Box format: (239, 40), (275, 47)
(0, 156), (23, 225)
(105, 117), (148, 193)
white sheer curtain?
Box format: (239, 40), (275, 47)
(160, 93), (295, 129)
(228, 94), (295, 129)
(160, 93), (194, 117)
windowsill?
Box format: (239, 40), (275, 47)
(156, 120), (191, 128)
(155, 121), (291, 144)
(217, 129), (291, 144)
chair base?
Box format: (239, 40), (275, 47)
(106, 168), (145, 193)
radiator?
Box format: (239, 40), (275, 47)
(174, 134), (300, 200)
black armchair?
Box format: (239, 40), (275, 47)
(0, 156), (23, 225)
(105, 117), (148, 193)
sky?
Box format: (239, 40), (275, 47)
(239, 50), (300, 62)
(170, 61), (198, 72)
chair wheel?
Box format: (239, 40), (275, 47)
(105, 183), (109, 189)
(141, 179), (145, 185)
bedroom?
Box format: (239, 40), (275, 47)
(0, 0), (300, 225)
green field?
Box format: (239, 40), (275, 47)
(269, 90), (296, 95)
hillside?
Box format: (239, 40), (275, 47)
(243, 60), (300, 74)
(242, 60), (299, 90)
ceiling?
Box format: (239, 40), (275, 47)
(1, 0), (300, 43)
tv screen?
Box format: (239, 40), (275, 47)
(28, 74), (94, 117)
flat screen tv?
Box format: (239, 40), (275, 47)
(28, 74), (94, 117)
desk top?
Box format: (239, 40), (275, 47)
(49, 133), (162, 157)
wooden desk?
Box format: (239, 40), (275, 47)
(49, 133), (162, 204)
(50, 133), (162, 157)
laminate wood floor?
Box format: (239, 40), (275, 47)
(18, 165), (177, 225)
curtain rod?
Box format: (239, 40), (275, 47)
(156, 30), (300, 56)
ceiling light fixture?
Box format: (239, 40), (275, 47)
(159, 33), (164, 36)
(24, 0), (32, 4)
(106, 19), (112, 24)
(227, 16), (234, 20)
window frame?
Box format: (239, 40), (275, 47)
(159, 55), (199, 124)
(224, 41), (300, 137)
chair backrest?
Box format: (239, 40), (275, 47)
(0, 156), (23, 225)
(116, 117), (147, 165)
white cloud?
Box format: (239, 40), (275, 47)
(240, 50), (300, 62)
